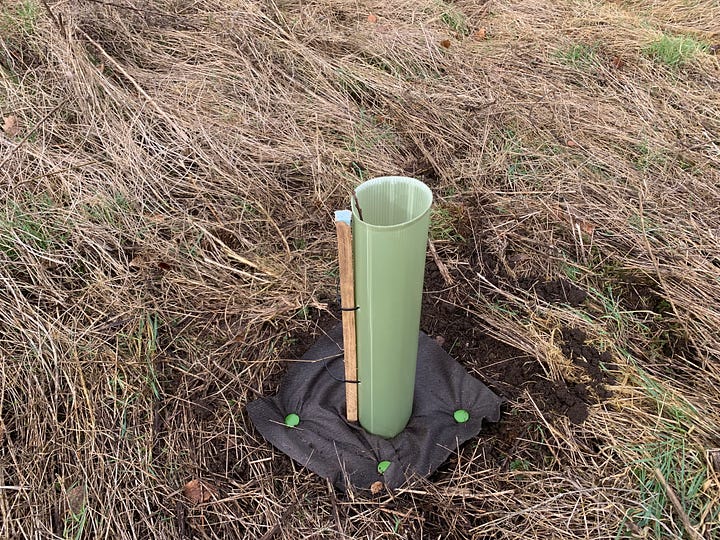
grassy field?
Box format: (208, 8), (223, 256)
(1, 0), (719, 538)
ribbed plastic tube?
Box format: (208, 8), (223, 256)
(351, 176), (433, 438)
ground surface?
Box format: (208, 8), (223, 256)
(1, 0), (720, 538)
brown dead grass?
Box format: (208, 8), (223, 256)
(1, 0), (719, 538)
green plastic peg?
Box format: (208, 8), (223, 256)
(284, 413), (300, 427)
(453, 409), (470, 423)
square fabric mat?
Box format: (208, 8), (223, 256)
(247, 324), (502, 492)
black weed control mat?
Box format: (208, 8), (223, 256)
(247, 324), (502, 492)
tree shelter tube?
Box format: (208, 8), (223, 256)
(351, 176), (433, 438)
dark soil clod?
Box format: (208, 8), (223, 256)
(560, 326), (617, 402)
(519, 277), (588, 307)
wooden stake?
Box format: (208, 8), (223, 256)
(335, 211), (358, 422)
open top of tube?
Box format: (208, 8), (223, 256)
(351, 176), (433, 231)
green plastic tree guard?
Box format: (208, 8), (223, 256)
(351, 176), (433, 438)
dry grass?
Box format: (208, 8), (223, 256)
(1, 0), (719, 538)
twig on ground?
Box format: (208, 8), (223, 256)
(327, 479), (344, 537)
(428, 240), (454, 286)
(75, 28), (188, 143)
(259, 502), (298, 540)
(40, 0), (66, 37)
(0, 99), (68, 171)
(653, 468), (706, 540)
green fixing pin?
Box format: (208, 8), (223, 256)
(453, 409), (470, 423)
(284, 413), (300, 427)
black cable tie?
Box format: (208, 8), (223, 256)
(335, 283), (359, 312)
(323, 358), (360, 384)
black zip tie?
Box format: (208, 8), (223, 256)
(335, 282), (359, 311)
(320, 354), (360, 384)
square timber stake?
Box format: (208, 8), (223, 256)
(334, 210), (358, 422)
